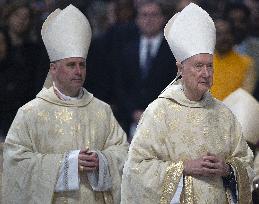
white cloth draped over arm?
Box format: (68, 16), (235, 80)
(55, 150), (80, 192)
(86, 150), (112, 191)
(55, 150), (112, 192)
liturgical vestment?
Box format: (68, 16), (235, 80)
(3, 87), (128, 204)
(121, 83), (253, 204)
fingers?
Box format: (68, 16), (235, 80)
(185, 155), (228, 177)
(79, 148), (89, 154)
(201, 159), (229, 177)
(79, 160), (98, 168)
(78, 153), (98, 162)
(203, 155), (219, 163)
(202, 160), (217, 168)
(78, 150), (99, 172)
(79, 165), (97, 171)
(200, 167), (222, 176)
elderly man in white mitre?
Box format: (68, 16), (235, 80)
(121, 3), (253, 204)
(2, 5), (128, 204)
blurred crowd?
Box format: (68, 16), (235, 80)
(1, 0), (259, 142)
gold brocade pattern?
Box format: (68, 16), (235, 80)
(227, 157), (252, 204)
(121, 84), (253, 204)
(160, 161), (184, 204)
(3, 87), (128, 204)
(181, 176), (194, 204)
(55, 108), (73, 123)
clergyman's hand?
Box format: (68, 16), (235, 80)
(184, 153), (230, 177)
(202, 152), (230, 177)
(78, 149), (99, 172)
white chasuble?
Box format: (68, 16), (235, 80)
(121, 83), (253, 204)
(3, 87), (128, 204)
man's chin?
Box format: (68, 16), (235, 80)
(198, 86), (210, 95)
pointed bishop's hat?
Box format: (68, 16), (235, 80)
(41, 4), (91, 62)
(164, 3), (216, 62)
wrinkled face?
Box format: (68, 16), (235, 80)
(180, 54), (213, 101)
(136, 3), (165, 37)
(8, 7), (30, 35)
(50, 57), (86, 97)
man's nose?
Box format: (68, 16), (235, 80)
(75, 64), (82, 75)
(201, 66), (211, 77)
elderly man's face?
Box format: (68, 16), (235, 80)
(180, 54), (213, 101)
(51, 57), (86, 97)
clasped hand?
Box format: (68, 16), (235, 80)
(78, 149), (99, 172)
(183, 152), (230, 177)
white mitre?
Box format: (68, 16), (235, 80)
(223, 88), (259, 144)
(41, 4), (92, 62)
(164, 3), (216, 62)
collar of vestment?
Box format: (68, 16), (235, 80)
(53, 82), (84, 101)
(159, 80), (214, 108)
(36, 86), (94, 107)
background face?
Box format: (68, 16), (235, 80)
(8, 6), (30, 35)
(227, 8), (249, 44)
(136, 3), (165, 37)
(215, 19), (234, 54)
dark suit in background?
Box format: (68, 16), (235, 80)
(114, 36), (177, 135)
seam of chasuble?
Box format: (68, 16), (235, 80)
(160, 161), (184, 204)
(227, 157), (252, 204)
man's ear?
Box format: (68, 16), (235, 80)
(50, 62), (57, 73)
(176, 61), (183, 76)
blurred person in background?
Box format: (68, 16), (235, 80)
(86, 1), (117, 39)
(210, 18), (256, 100)
(199, 0), (230, 19)
(224, 2), (251, 51)
(230, 1), (259, 101)
(0, 29), (14, 139)
(83, 0), (136, 105)
(55, 0), (90, 11)
(0, 0), (42, 138)
(114, 0), (177, 140)
(3, 0), (39, 51)
(84, 0), (138, 131)
(175, 0), (195, 11)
